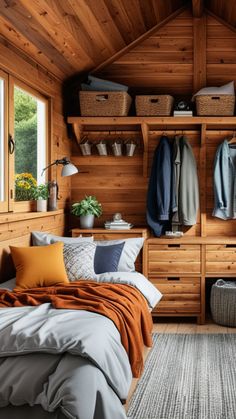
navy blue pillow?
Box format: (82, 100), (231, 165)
(94, 242), (125, 274)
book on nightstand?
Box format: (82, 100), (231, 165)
(104, 220), (133, 230)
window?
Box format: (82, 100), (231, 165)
(0, 74), (49, 213)
(0, 70), (8, 212)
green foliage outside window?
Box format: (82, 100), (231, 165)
(14, 88), (38, 200)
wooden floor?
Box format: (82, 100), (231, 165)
(126, 316), (236, 410)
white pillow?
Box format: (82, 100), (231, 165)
(95, 237), (144, 272)
(32, 231), (94, 246)
(193, 81), (235, 99)
(63, 243), (96, 281)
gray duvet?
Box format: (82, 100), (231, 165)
(0, 303), (132, 419)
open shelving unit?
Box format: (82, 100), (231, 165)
(68, 116), (236, 324)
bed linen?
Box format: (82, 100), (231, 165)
(0, 274), (161, 419)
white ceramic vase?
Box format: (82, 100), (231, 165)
(37, 199), (48, 212)
(80, 214), (94, 229)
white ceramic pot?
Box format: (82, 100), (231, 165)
(80, 214), (95, 229)
(37, 199), (48, 212)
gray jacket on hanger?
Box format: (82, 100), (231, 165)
(178, 136), (199, 226)
(213, 139), (236, 220)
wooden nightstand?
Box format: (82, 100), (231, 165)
(71, 228), (149, 274)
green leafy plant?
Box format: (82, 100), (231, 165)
(71, 195), (102, 217)
(32, 183), (49, 200)
(15, 172), (37, 201)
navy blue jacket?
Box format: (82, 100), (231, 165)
(146, 136), (172, 237)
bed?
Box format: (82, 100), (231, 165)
(0, 235), (162, 419)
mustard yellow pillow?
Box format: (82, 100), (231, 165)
(10, 242), (69, 290)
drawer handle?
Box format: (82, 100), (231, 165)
(167, 277), (180, 281)
(225, 244), (236, 248)
(168, 244), (181, 248)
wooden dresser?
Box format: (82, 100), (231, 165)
(143, 237), (236, 324)
(71, 228), (236, 324)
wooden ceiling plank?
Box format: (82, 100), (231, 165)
(193, 15), (206, 92)
(0, 0), (77, 76)
(92, 5), (188, 74)
(0, 35), (59, 96)
(51, 0), (110, 66)
(120, 0), (147, 33)
(0, 14), (65, 80)
(192, 0), (204, 17)
(103, 0), (141, 44)
(65, 0), (120, 57)
(138, 0), (158, 30)
(18, 0), (94, 71)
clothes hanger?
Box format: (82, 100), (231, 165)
(228, 131), (236, 145)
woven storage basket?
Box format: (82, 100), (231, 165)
(196, 94), (235, 116)
(135, 95), (174, 116)
(79, 91), (132, 116)
(210, 279), (236, 327)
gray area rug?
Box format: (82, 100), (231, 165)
(127, 334), (236, 419)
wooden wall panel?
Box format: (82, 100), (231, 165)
(0, 34), (71, 282)
(70, 128), (201, 237)
(96, 9), (194, 95)
(207, 15), (236, 86)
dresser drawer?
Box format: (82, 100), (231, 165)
(151, 276), (201, 314)
(206, 244), (236, 275)
(148, 244), (201, 275)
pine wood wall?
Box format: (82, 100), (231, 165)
(96, 9), (194, 96)
(70, 9), (236, 238)
(0, 38), (71, 282)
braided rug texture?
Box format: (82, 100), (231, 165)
(127, 333), (236, 419)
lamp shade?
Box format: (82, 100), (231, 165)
(61, 162), (78, 177)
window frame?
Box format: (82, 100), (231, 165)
(8, 76), (50, 213)
(0, 69), (9, 213)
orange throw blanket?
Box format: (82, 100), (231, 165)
(0, 281), (153, 377)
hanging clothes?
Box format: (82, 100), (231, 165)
(178, 136), (199, 226)
(146, 135), (172, 237)
(213, 139), (236, 220)
(172, 135), (181, 225)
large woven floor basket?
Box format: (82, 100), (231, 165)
(79, 91), (132, 116)
(135, 95), (174, 116)
(196, 94), (235, 116)
(210, 279), (236, 327)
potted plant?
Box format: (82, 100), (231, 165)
(32, 183), (49, 212)
(71, 195), (102, 228)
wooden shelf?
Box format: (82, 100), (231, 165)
(68, 116), (236, 178)
(68, 116), (236, 126)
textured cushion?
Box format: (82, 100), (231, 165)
(10, 242), (69, 290)
(94, 242), (125, 274)
(63, 242), (96, 281)
(32, 231), (93, 246)
(193, 81), (235, 98)
(95, 238), (144, 272)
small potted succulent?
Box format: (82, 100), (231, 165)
(71, 195), (102, 229)
(32, 183), (49, 212)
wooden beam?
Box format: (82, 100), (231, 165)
(92, 5), (188, 75)
(193, 14), (206, 93)
(192, 0), (204, 17)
